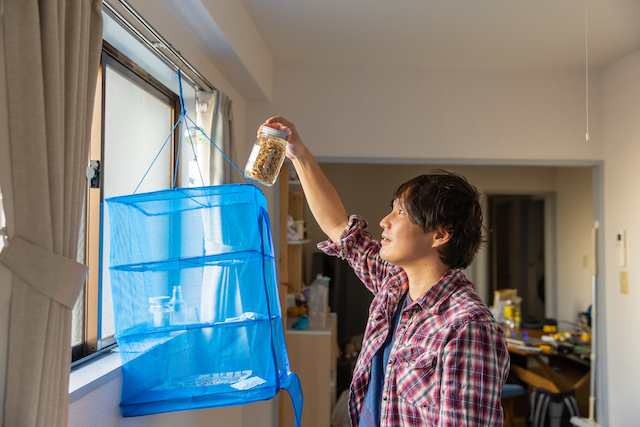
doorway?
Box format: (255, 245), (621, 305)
(487, 194), (546, 321)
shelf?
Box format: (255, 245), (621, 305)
(287, 239), (310, 245)
(118, 314), (276, 340)
(110, 250), (270, 272)
(286, 313), (336, 336)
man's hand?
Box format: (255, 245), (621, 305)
(259, 116), (306, 160)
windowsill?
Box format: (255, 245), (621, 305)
(69, 350), (122, 404)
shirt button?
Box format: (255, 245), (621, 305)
(388, 358), (394, 365)
(383, 396), (388, 401)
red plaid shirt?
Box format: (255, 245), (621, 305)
(318, 215), (510, 427)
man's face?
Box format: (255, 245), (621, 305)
(379, 198), (436, 268)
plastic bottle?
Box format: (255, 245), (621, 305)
(512, 296), (522, 330)
(308, 274), (330, 328)
(504, 299), (515, 331)
(169, 285), (188, 325)
(244, 126), (288, 186)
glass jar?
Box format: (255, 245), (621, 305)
(149, 296), (171, 328)
(244, 126), (288, 186)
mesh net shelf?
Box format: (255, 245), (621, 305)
(106, 184), (302, 422)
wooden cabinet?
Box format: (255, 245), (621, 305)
(281, 314), (338, 427)
(287, 191), (306, 294)
(278, 163), (338, 427)
(278, 163), (307, 294)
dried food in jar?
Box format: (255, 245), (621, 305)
(245, 126), (288, 186)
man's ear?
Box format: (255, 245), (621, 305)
(432, 226), (452, 248)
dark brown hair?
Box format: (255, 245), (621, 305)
(392, 170), (485, 269)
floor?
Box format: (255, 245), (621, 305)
(509, 396), (529, 427)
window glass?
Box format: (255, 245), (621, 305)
(70, 43), (180, 362)
(0, 188), (5, 253)
(100, 65), (174, 339)
(71, 192), (86, 347)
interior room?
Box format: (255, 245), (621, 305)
(1, 1), (639, 426)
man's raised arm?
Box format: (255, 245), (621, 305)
(259, 117), (348, 243)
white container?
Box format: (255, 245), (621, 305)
(244, 126), (288, 186)
(149, 296), (171, 328)
(294, 220), (305, 240)
(307, 275), (330, 328)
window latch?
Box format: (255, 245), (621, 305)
(86, 160), (100, 188)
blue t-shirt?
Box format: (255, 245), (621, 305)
(359, 292), (411, 427)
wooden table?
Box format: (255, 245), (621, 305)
(506, 328), (591, 415)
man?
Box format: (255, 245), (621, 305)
(260, 117), (510, 426)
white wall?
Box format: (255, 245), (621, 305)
(555, 168), (594, 326)
(248, 63), (602, 163)
(68, 374), (276, 427)
(601, 49), (640, 427)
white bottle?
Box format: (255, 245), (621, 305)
(169, 285), (188, 325)
(308, 275), (329, 328)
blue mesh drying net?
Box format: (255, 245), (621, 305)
(105, 71), (302, 423)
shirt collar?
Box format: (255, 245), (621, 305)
(387, 268), (409, 308)
(413, 268), (466, 314)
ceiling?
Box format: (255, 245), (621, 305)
(239, 0), (640, 69)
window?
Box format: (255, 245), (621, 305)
(72, 42), (180, 362)
(0, 187), (6, 253)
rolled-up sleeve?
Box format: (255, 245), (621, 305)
(317, 214), (391, 295)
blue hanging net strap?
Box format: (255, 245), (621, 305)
(134, 69), (251, 194)
(133, 119), (181, 194)
(283, 373), (303, 426)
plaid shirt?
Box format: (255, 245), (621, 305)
(318, 215), (510, 427)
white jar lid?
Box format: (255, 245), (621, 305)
(261, 126), (288, 141)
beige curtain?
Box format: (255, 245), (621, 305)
(209, 90), (235, 185)
(0, 1), (102, 426)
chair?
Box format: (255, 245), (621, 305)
(502, 383), (526, 427)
